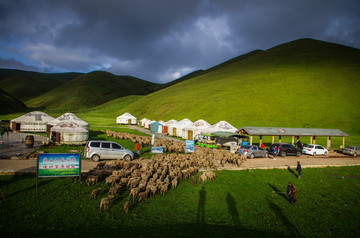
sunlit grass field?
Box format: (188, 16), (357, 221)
(1, 166), (359, 237)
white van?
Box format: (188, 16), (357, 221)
(84, 140), (134, 162)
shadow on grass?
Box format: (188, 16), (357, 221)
(5, 176), (53, 199)
(226, 193), (240, 226)
(89, 130), (105, 140)
(287, 165), (298, 179)
(268, 183), (288, 202)
(197, 186), (206, 224)
(2, 223), (289, 238)
(267, 198), (302, 237)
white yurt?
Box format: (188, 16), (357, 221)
(116, 113), (137, 125)
(163, 119), (178, 134)
(10, 111), (55, 132)
(201, 121), (237, 134)
(182, 119), (211, 140)
(139, 118), (152, 128)
(168, 118), (193, 137)
(48, 113), (89, 134)
(50, 121), (89, 145)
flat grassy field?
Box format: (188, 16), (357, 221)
(1, 166), (359, 237)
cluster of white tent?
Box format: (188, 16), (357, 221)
(139, 117), (237, 140)
(10, 111), (89, 145)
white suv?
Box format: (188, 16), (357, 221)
(84, 140), (134, 162)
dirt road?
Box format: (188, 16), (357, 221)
(0, 151), (359, 175)
(0, 131), (359, 175)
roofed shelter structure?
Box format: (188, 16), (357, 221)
(236, 127), (348, 149)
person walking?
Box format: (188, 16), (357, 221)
(286, 181), (297, 204)
(296, 161), (302, 179)
(272, 146), (278, 160)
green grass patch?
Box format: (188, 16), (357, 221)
(1, 166), (359, 237)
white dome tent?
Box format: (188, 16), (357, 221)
(163, 119), (178, 134)
(48, 113), (89, 134)
(140, 118), (152, 128)
(10, 111), (55, 132)
(202, 121), (237, 134)
(182, 119), (211, 140)
(50, 121), (89, 145)
(168, 119), (193, 137)
(116, 113), (137, 125)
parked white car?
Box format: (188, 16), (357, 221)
(302, 144), (328, 156)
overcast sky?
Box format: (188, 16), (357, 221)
(0, 0), (359, 83)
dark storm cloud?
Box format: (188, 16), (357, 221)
(0, 0), (359, 83)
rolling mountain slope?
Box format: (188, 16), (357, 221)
(26, 71), (161, 110)
(0, 69), (82, 102)
(0, 88), (27, 115)
(121, 38), (360, 134)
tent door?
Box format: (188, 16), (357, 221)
(173, 128), (176, 136)
(55, 132), (61, 143)
(188, 130), (193, 140)
(128, 119), (131, 125)
(11, 122), (16, 131)
(14, 122), (21, 131)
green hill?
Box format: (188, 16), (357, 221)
(0, 69), (82, 102)
(120, 38), (360, 134)
(26, 71), (161, 110)
(0, 88), (27, 115)
(0, 69), (82, 82)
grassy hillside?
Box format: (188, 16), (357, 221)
(26, 71), (160, 110)
(121, 38), (360, 134)
(0, 69), (82, 103)
(0, 88), (27, 115)
(0, 74), (66, 101)
(0, 68), (82, 82)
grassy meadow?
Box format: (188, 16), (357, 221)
(1, 166), (359, 237)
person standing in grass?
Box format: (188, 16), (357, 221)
(287, 181), (297, 204)
(296, 161), (302, 179)
(135, 142), (139, 157)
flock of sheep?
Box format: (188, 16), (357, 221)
(106, 130), (186, 153)
(86, 130), (246, 214)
